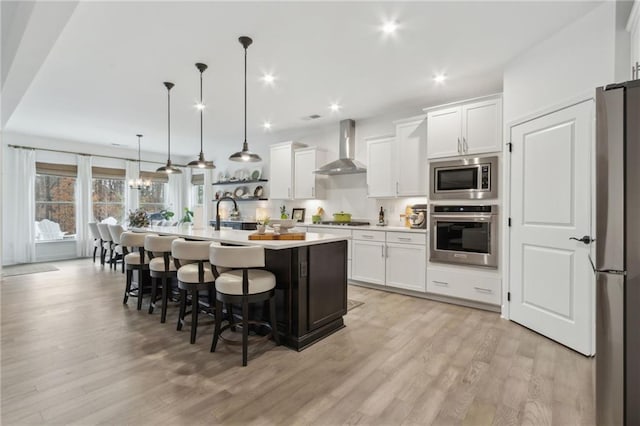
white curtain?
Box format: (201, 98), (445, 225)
(125, 160), (139, 214)
(166, 167), (187, 217)
(2, 147), (36, 264)
(75, 155), (92, 257)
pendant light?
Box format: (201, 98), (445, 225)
(129, 134), (151, 189)
(188, 63), (215, 169)
(229, 36), (262, 162)
(157, 81), (182, 174)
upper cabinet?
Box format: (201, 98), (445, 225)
(394, 116), (427, 196)
(366, 115), (427, 198)
(269, 141), (305, 200)
(366, 136), (396, 198)
(426, 95), (502, 159)
(294, 147), (325, 199)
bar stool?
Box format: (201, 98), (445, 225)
(97, 223), (114, 267)
(108, 224), (125, 272)
(209, 244), (280, 366)
(121, 231), (155, 310)
(144, 234), (179, 323)
(88, 222), (101, 263)
(172, 239), (218, 344)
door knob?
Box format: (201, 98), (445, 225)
(569, 235), (593, 244)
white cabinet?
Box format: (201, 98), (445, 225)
(366, 136), (396, 198)
(426, 96), (502, 159)
(366, 117), (427, 198)
(269, 142), (305, 199)
(352, 239), (386, 285)
(394, 116), (427, 196)
(385, 232), (426, 292)
(351, 230), (426, 291)
(426, 267), (501, 305)
(294, 147), (325, 199)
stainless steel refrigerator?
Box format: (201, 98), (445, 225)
(595, 80), (640, 426)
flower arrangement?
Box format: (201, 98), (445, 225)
(128, 209), (150, 228)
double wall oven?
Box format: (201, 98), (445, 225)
(429, 155), (499, 268)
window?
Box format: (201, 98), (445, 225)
(92, 167), (125, 222)
(138, 171), (168, 213)
(191, 173), (205, 206)
(35, 163), (77, 238)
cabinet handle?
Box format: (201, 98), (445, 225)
(457, 137), (461, 154)
(463, 137), (468, 153)
(433, 280), (449, 287)
(361, 235), (374, 239)
(398, 237), (412, 241)
(381, 245), (384, 258)
(474, 286), (493, 294)
(385, 245), (388, 258)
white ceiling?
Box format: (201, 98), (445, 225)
(5, 1), (602, 157)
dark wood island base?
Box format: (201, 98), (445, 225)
(266, 240), (348, 351)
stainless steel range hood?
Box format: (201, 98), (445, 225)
(314, 119), (366, 175)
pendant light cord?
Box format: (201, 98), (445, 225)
(167, 88), (171, 162)
(138, 136), (141, 177)
(244, 45), (247, 145)
(200, 69), (204, 153)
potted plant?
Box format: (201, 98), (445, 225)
(256, 217), (270, 234)
(160, 209), (175, 221)
(180, 207), (194, 226)
(280, 205), (288, 219)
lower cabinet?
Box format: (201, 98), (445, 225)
(352, 239), (386, 285)
(426, 267), (501, 305)
(386, 243), (426, 292)
(351, 230), (426, 291)
(309, 226), (352, 279)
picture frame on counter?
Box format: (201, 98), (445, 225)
(292, 208), (305, 222)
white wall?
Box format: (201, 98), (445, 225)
(503, 2), (621, 126)
(211, 106), (428, 226)
(629, 0), (640, 72)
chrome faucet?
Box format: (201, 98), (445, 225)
(215, 197), (238, 231)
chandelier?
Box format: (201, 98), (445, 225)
(128, 134), (151, 190)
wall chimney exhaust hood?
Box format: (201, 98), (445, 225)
(314, 119), (366, 175)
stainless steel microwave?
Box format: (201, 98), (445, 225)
(429, 156), (498, 200)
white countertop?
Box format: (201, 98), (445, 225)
(133, 226), (350, 250)
(302, 223), (428, 233)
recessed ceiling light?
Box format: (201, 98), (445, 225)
(382, 20), (398, 35)
(434, 74), (447, 84)
(262, 73), (275, 84)
(262, 121), (272, 130)
(329, 103), (341, 112)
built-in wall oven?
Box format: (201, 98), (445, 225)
(430, 156), (498, 200)
(430, 205), (499, 268)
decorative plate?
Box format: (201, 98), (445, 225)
(253, 185), (264, 198)
(223, 191), (233, 198)
(234, 186), (248, 198)
(251, 168), (262, 181)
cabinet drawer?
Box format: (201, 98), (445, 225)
(352, 230), (385, 242)
(427, 268), (501, 305)
(386, 232), (426, 245)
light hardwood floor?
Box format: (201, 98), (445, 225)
(1, 259), (594, 425)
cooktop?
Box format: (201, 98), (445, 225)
(319, 221), (371, 227)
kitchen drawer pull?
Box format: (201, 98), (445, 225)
(457, 137), (461, 154)
(398, 237), (412, 241)
(474, 286), (493, 294)
(433, 280), (449, 287)
(361, 235), (374, 239)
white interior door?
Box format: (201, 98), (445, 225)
(509, 100), (594, 355)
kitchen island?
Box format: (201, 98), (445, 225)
(135, 226), (349, 351)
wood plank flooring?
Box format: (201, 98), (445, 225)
(1, 259), (595, 425)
